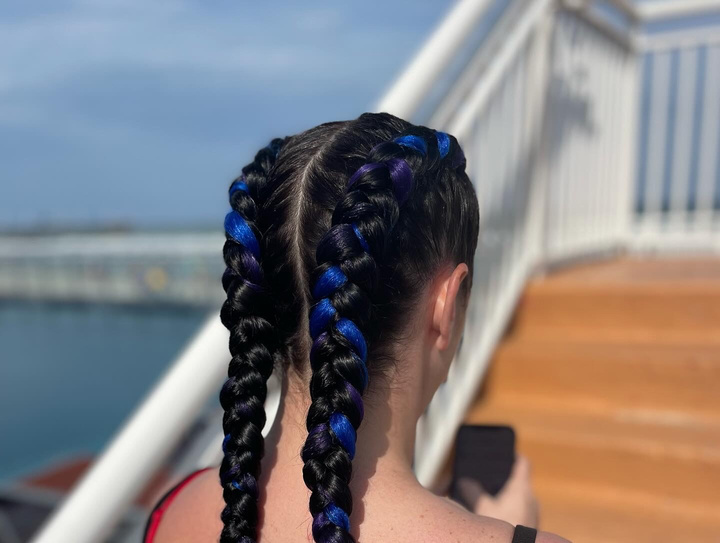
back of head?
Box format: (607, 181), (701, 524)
(219, 112), (480, 542)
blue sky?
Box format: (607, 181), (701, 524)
(3, 1), (714, 230)
(0, 1), (454, 228)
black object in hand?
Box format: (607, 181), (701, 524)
(450, 424), (516, 507)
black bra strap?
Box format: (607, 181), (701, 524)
(512, 525), (538, 543)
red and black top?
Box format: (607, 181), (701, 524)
(143, 468), (211, 543)
(143, 468), (538, 543)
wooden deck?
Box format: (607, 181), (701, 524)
(466, 257), (720, 543)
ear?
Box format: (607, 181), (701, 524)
(432, 263), (469, 351)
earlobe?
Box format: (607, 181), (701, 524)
(433, 263), (469, 351)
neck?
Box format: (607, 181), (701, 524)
(265, 364), (425, 487)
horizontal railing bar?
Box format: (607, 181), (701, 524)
(564, 3), (637, 51)
(640, 28), (720, 51)
(607, 0), (640, 22)
(637, 0), (720, 21)
(564, 0), (639, 22)
(375, 0), (495, 119)
(557, 0), (720, 24)
(449, 0), (552, 141)
(429, 0), (529, 129)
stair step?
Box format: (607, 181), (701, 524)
(534, 478), (720, 543)
(484, 341), (720, 416)
(512, 259), (720, 341)
(467, 397), (720, 505)
(468, 396), (720, 454)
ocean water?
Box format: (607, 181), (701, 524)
(0, 302), (209, 482)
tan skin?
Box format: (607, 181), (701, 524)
(155, 264), (570, 543)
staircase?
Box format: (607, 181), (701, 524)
(466, 257), (720, 543)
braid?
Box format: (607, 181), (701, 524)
(214, 112), (475, 543)
(219, 138), (286, 543)
(301, 130), (457, 542)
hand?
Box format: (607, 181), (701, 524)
(456, 455), (539, 528)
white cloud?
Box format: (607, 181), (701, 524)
(4, 27), (231, 91)
(0, 0), (455, 225)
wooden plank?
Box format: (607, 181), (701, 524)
(535, 478), (720, 543)
(467, 396), (720, 503)
(513, 259), (720, 339)
(483, 341), (720, 415)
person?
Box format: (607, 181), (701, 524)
(146, 113), (569, 543)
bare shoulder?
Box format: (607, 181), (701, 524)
(385, 491), (571, 543)
(376, 490), (516, 543)
(152, 469), (223, 543)
(537, 531), (572, 543)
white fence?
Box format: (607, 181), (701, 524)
(414, 0), (720, 486)
(32, 0), (720, 541)
(635, 20), (720, 250)
(413, 0), (555, 486)
(541, 8), (637, 261)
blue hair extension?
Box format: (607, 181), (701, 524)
(385, 158), (414, 205)
(229, 180), (250, 196)
(329, 412), (356, 459)
(309, 331), (329, 371)
(435, 131), (451, 158)
(345, 381), (365, 419)
(394, 134), (427, 155)
(352, 224), (370, 253)
(312, 266), (348, 300)
(324, 503), (351, 532)
(348, 162), (384, 187)
(220, 463), (242, 486)
(336, 318), (367, 362)
(231, 473), (258, 498)
(310, 298), (337, 338)
(225, 210), (260, 258)
(451, 146), (467, 169)
(302, 127), (466, 543)
(305, 422), (333, 457)
(220, 137), (292, 543)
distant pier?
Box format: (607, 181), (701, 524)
(0, 232), (226, 307)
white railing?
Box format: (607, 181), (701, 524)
(637, 0), (720, 21)
(417, 0), (720, 485)
(414, 0), (555, 486)
(634, 11), (720, 251)
(31, 0), (720, 541)
(377, 0), (497, 119)
(414, 0), (639, 484)
(541, 6), (638, 262)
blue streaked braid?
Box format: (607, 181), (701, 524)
(219, 138), (286, 543)
(301, 129), (456, 543)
